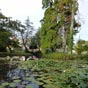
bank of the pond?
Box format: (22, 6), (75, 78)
(0, 59), (88, 88)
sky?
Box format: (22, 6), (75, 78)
(74, 0), (88, 42)
(0, 0), (44, 29)
(0, 0), (88, 42)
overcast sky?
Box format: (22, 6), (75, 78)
(0, 0), (44, 29)
(74, 0), (88, 42)
(0, 0), (88, 42)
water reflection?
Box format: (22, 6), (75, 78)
(0, 59), (11, 80)
(6, 68), (39, 88)
(0, 62), (39, 88)
(0, 58), (41, 88)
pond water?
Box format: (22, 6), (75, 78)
(0, 60), (40, 88)
(1, 59), (88, 88)
(0, 62), (57, 88)
(0, 60), (14, 80)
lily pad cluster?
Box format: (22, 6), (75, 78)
(0, 68), (38, 88)
(19, 59), (88, 88)
(0, 59), (88, 88)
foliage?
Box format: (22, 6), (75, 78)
(40, 7), (61, 53)
(0, 12), (20, 52)
(30, 29), (40, 49)
(0, 30), (11, 51)
(0, 52), (31, 57)
(74, 40), (88, 55)
(44, 52), (76, 60)
(78, 54), (88, 60)
(41, 0), (80, 54)
(16, 17), (34, 53)
(0, 11), (35, 53)
(42, 0), (51, 8)
(0, 58), (88, 88)
(18, 59), (88, 88)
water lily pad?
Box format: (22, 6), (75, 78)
(21, 81), (29, 85)
(35, 81), (44, 85)
(26, 78), (33, 81)
(39, 71), (45, 74)
(14, 79), (21, 83)
(32, 74), (39, 77)
(26, 78), (36, 83)
(43, 84), (58, 88)
(39, 74), (49, 78)
(12, 76), (20, 80)
(36, 77), (45, 81)
(9, 82), (16, 87)
(43, 80), (53, 84)
(25, 85), (34, 88)
(0, 85), (4, 88)
(1, 82), (9, 86)
(26, 73), (30, 77)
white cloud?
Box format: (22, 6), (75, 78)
(0, 0), (44, 28)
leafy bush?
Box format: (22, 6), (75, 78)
(74, 40), (88, 55)
(78, 53), (88, 60)
(33, 51), (42, 58)
(44, 52), (76, 60)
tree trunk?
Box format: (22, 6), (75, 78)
(68, 4), (74, 54)
(63, 29), (68, 53)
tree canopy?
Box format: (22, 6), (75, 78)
(40, 0), (80, 54)
(0, 12), (19, 52)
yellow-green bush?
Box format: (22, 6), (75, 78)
(44, 52), (76, 60)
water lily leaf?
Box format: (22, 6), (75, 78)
(43, 84), (58, 88)
(35, 81), (44, 85)
(1, 82), (9, 86)
(0, 85), (4, 88)
(25, 85), (34, 88)
(14, 79), (21, 83)
(9, 82), (16, 87)
(12, 76), (20, 80)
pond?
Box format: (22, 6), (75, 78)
(0, 67), (57, 88)
(0, 59), (40, 88)
(4, 68), (39, 88)
(0, 59), (88, 88)
(0, 59), (17, 80)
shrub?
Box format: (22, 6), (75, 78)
(44, 52), (76, 60)
(78, 53), (88, 60)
